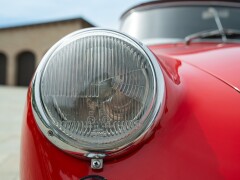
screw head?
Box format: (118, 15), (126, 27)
(91, 159), (103, 169)
(48, 130), (54, 136)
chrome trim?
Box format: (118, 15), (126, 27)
(142, 38), (183, 45)
(120, 1), (240, 21)
(143, 38), (240, 46)
(31, 28), (166, 159)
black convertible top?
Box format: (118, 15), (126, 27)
(121, 0), (240, 20)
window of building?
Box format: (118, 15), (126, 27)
(0, 53), (7, 85)
(16, 51), (36, 86)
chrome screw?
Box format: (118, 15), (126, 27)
(91, 159), (103, 169)
(48, 130), (54, 136)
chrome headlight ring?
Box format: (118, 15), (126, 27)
(31, 28), (165, 160)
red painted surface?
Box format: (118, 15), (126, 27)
(21, 42), (240, 180)
(150, 43), (240, 91)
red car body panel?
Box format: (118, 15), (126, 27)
(150, 43), (240, 91)
(21, 42), (240, 180)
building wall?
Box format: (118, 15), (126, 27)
(0, 19), (92, 86)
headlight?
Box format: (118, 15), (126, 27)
(32, 28), (165, 158)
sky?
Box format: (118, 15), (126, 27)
(0, 0), (150, 30)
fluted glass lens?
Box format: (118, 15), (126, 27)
(40, 32), (156, 150)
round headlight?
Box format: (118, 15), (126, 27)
(32, 28), (165, 157)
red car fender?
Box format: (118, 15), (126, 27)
(21, 44), (240, 179)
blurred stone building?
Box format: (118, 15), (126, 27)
(0, 17), (94, 86)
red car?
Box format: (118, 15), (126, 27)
(20, 0), (240, 179)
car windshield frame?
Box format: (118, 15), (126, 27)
(120, 1), (240, 44)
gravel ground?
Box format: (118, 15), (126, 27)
(0, 86), (27, 180)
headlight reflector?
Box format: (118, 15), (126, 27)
(32, 29), (165, 156)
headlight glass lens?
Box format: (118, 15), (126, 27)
(36, 29), (163, 152)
